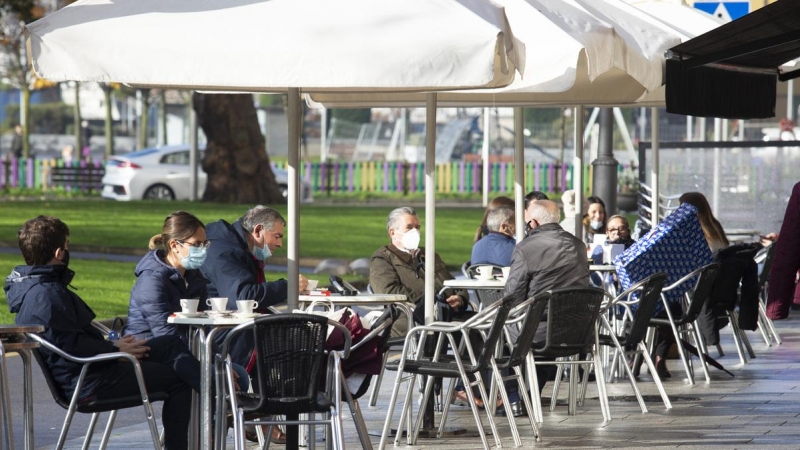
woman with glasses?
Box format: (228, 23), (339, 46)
(125, 211), (211, 340)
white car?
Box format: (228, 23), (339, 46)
(101, 145), (312, 201)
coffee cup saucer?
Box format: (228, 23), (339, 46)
(175, 312), (203, 318)
(206, 310), (233, 317)
(233, 311), (260, 318)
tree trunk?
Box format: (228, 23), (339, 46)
(194, 93), (284, 204)
(159, 90), (167, 145)
(20, 86), (30, 159)
(138, 88), (150, 149)
(74, 82), (82, 151)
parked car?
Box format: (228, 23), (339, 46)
(101, 145), (312, 201)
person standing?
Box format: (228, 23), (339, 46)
(767, 181), (800, 320)
(9, 123), (22, 159)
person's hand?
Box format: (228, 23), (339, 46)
(299, 274), (309, 292)
(113, 335), (150, 360)
(445, 295), (464, 312)
(761, 232), (779, 246)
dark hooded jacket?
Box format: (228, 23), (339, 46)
(201, 219), (287, 312)
(125, 250), (208, 340)
(5, 264), (116, 399)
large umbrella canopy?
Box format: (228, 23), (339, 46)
(307, 0), (685, 108)
(26, 0), (522, 92)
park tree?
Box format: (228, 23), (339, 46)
(194, 93), (284, 204)
(0, 0), (43, 158)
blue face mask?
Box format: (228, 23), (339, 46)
(253, 243), (272, 261)
(180, 246), (207, 270)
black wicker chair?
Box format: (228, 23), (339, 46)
(597, 272), (670, 412)
(529, 286), (609, 423)
(465, 263), (507, 309)
(221, 313), (353, 450)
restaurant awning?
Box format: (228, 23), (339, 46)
(665, 0), (800, 119)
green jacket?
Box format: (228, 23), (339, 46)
(369, 244), (467, 307)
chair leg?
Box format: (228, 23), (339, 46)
(369, 351), (390, 407)
(56, 402), (79, 450)
(728, 311), (748, 365)
(759, 300), (782, 345)
(638, 342), (671, 409)
(740, 325), (757, 359)
(550, 361), (566, 412)
(527, 354), (544, 424)
(669, 320), (695, 385)
(605, 335), (646, 414)
(491, 360), (522, 447)
(715, 343), (725, 357)
(96, 410), (118, 450)
(342, 382), (373, 450)
(690, 325), (712, 383)
(80, 412), (100, 450)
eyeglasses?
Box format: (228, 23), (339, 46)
(606, 227), (630, 233)
(178, 240), (211, 249)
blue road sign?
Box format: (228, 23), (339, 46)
(694, 1), (750, 21)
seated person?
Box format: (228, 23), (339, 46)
(6, 216), (201, 450)
(370, 207), (483, 406)
(471, 205), (515, 268)
(582, 196), (607, 246)
(590, 214), (635, 264)
(474, 196), (514, 242)
(125, 211), (249, 391)
(680, 192), (729, 254)
(524, 190), (549, 209)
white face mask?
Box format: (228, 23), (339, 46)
(590, 220), (604, 231)
(400, 228), (420, 250)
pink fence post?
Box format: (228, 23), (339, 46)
(459, 161), (465, 193)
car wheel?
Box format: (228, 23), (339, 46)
(143, 184), (175, 200)
(279, 184), (288, 198)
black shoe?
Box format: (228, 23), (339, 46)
(497, 401), (527, 418)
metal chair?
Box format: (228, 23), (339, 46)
(648, 263), (722, 385)
(28, 333), (166, 450)
(528, 286), (610, 423)
(380, 295), (514, 450)
(597, 272), (671, 412)
(221, 313), (352, 450)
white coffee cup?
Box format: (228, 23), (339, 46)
(501, 267), (511, 279)
(476, 266), (493, 280)
(180, 299), (199, 314)
(236, 300), (259, 314)
(206, 297), (228, 311)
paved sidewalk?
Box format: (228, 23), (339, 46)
(46, 313), (800, 449)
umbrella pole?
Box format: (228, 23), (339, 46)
(287, 88), (300, 311)
(650, 107), (660, 228)
(514, 107), (525, 242)
(573, 105), (585, 241)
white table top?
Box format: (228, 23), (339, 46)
(443, 279), (506, 289)
(167, 313), (262, 326)
(589, 264), (617, 272)
(298, 293), (407, 305)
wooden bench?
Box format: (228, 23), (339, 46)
(49, 166), (105, 192)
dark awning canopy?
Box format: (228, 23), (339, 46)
(666, 0), (800, 119)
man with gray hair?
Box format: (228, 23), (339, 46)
(471, 205), (515, 267)
(203, 205), (308, 312)
(503, 199), (590, 406)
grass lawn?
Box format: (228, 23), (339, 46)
(0, 200), (485, 321)
(0, 201), (483, 263)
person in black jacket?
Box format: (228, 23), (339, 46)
(201, 205), (308, 312)
(5, 216), (200, 450)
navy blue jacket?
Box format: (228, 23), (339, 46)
(125, 250), (207, 340)
(5, 265), (116, 399)
(201, 219), (287, 311)
(471, 232), (515, 267)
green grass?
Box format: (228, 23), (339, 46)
(0, 201), (483, 262)
(0, 200), (486, 322)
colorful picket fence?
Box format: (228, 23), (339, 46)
(3, 158), (633, 195)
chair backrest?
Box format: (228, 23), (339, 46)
(615, 272), (667, 347)
(461, 260), (471, 278)
(466, 263), (507, 307)
(758, 242), (777, 287)
(505, 292), (549, 368)
(682, 263), (722, 324)
(366, 283), (375, 294)
(30, 342), (71, 409)
(251, 313), (330, 415)
(536, 286), (607, 359)
(473, 295), (513, 371)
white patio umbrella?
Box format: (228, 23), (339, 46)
(26, 0), (523, 316)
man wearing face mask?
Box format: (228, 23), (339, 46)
(5, 216), (202, 450)
(471, 206), (516, 267)
(369, 206), (470, 335)
(202, 205), (308, 314)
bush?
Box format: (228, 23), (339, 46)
(5, 102), (73, 134)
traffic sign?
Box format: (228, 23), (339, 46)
(694, 1), (749, 21)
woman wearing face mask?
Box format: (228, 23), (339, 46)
(125, 211), (211, 341)
(582, 196), (607, 246)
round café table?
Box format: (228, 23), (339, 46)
(0, 324), (44, 450)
